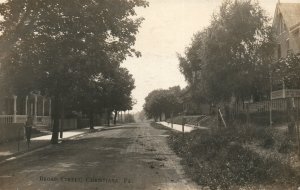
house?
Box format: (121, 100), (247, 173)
(271, 2), (300, 100)
(0, 53), (51, 128)
(0, 93), (52, 127)
(273, 2), (300, 59)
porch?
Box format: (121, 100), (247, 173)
(0, 94), (51, 128)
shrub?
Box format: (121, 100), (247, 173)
(278, 138), (294, 154)
(167, 128), (299, 189)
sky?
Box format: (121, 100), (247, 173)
(123, 0), (300, 112)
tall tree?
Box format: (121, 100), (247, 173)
(179, 0), (275, 105)
(102, 67), (136, 125)
(0, 0), (148, 143)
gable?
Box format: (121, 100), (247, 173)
(273, 3), (300, 31)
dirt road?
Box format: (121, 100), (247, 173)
(0, 122), (198, 190)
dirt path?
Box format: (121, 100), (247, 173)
(0, 122), (198, 190)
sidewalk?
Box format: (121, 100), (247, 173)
(157, 121), (208, 132)
(0, 126), (106, 163)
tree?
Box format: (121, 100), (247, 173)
(178, 0), (275, 105)
(274, 52), (300, 89)
(143, 90), (162, 121)
(102, 67), (136, 125)
(137, 110), (146, 122)
(0, 0), (148, 143)
(143, 86), (182, 121)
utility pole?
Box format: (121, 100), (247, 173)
(296, 105), (300, 157)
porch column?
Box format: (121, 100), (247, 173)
(34, 95), (37, 122)
(48, 98), (52, 128)
(13, 95), (17, 123)
(42, 98), (45, 116)
(25, 96), (28, 115)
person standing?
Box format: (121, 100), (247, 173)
(24, 116), (33, 149)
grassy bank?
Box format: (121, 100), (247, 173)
(165, 125), (300, 189)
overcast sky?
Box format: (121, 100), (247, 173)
(123, 0), (300, 112)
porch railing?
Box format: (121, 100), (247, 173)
(0, 115), (51, 126)
(0, 115), (13, 124)
(271, 89), (300, 100)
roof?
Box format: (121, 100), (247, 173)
(274, 3), (300, 30)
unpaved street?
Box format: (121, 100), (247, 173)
(0, 122), (198, 190)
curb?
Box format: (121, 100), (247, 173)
(0, 143), (52, 165)
(0, 127), (106, 165)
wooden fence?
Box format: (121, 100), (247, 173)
(234, 97), (300, 114)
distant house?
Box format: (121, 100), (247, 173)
(271, 2), (300, 100)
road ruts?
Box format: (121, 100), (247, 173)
(0, 122), (199, 190)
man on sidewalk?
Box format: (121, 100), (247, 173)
(24, 116), (33, 149)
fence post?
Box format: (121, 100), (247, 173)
(13, 95), (17, 123)
(17, 126), (21, 152)
(246, 104), (250, 127)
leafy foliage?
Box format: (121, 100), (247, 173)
(274, 52), (300, 89)
(0, 0), (148, 142)
(178, 0), (275, 104)
(143, 86), (182, 120)
(168, 127), (299, 189)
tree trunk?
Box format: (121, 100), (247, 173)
(113, 110), (118, 125)
(60, 101), (64, 138)
(120, 111), (123, 123)
(159, 114), (162, 121)
(89, 110), (94, 130)
(107, 110), (110, 126)
(51, 96), (60, 144)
